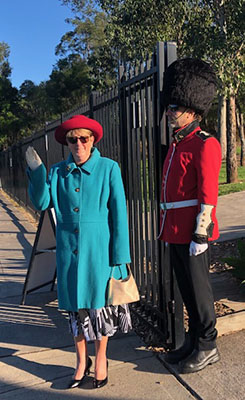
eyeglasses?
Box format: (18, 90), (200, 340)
(66, 135), (92, 144)
(167, 104), (180, 112)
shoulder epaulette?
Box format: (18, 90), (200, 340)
(195, 130), (213, 141)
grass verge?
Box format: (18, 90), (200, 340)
(219, 161), (245, 196)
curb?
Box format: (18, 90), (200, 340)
(216, 310), (245, 336)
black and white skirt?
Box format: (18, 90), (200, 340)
(68, 304), (132, 342)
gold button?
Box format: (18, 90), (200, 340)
(75, 188), (80, 192)
(74, 207), (79, 212)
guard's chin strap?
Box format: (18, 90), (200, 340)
(192, 204), (214, 244)
(173, 108), (189, 121)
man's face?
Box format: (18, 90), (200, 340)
(166, 105), (196, 129)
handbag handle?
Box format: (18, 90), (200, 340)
(111, 264), (129, 279)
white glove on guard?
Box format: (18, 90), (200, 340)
(189, 241), (208, 256)
(25, 146), (42, 171)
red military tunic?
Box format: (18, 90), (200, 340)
(159, 120), (222, 244)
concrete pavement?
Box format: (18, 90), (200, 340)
(0, 189), (245, 400)
(216, 191), (245, 242)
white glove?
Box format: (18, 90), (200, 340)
(189, 241), (208, 256)
(25, 146), (42, 170)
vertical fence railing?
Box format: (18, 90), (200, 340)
(0, 41), (184, 349)
(119, 43), (168, 341)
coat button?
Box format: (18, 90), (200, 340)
(66, 166), (70, 171)
(73, 249), (78, 255)
(74, 207), (79, 212)
(75, 188), (80, 192)
(74, 228), (79, 233)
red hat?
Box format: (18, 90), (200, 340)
(55, 115), (103, 145)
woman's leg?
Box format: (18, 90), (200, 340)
(94, 336), (108, 380)
(73, 333), (88, 379)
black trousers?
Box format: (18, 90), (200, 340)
(170, 243), (217, 351)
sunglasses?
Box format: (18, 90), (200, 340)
(66, 135), (92, 144)
(168, 105), (180, 112)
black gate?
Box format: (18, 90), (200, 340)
(0, 41), (184, 350)
(118, 42), (184, 348)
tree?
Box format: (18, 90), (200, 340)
(57, 1), (114, 89)
(46, 54), (91, 113)
(58, 0), (201, 86)
(182, 0), (245, 183)
(19, 80), (53, 136)
(0, 41), (11, 78)
(0, 77), (21, 148)
(100, 0), (198, 60)
(99, 0), (245, 182)
(0, 43), (21, 148)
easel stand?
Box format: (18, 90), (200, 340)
(21, 209), (57, 305)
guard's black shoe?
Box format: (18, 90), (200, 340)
(180, 348), (220, 374)
(164, 335), (195, 364)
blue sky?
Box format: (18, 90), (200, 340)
(0, 0), (74, 88)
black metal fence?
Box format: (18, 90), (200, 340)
(0, 41), (184, 349)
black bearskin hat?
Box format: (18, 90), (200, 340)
(162, 58), (217, 116)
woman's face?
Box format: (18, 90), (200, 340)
(66, 128), (94, 165)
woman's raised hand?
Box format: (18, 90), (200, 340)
(25, 146), (42, 170)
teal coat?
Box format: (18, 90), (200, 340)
(27, 148), (131, 311)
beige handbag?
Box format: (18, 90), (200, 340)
(107, 264), (140, 306)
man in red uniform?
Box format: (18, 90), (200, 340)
(159, 58), (222, 373)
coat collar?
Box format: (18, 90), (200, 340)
(64, 147), (100, 176)
(173, 120), (200, 143)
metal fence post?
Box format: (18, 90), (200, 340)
(89, 93), (94, 119)
(157, 42), (185, 350)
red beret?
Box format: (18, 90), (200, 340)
(55, 115), (103, 145)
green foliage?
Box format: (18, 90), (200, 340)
(57, 2), (115, 89)
(46, 54), (90, 113)
(222, 239), (245, 293)
(0, 77), (22, 148)
(1, 1), (244, 147)
(0, 41), (11, 78)
(18, 80), (53, 136)
(57, 0), (245, 95)
(0, 47), (92, 148)
(183, 0), (245, 96)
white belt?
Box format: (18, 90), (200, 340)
(160, 199), (198, 211)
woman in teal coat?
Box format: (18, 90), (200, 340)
(26, 115), (132, 389)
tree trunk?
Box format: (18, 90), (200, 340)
(226, 94), (238, 183)
(217, 94), (227, 160)
(236, 111), (245, 166)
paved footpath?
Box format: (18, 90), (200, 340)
(0, 189), (245, 400)
(216, 191), (245, 242)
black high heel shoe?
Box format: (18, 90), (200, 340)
(67, 356), (92, 389)
(93, 360), (108, 389)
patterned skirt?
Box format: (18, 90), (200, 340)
(68, 304), (132, 342)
